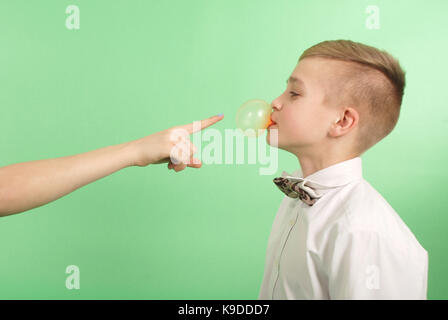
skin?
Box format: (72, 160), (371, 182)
(0, 114), (224, 217)
(267, 57), (361, 178)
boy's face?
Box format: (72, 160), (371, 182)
(267, 57), (346, 153)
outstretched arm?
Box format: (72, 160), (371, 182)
(0, 114), (223, 217)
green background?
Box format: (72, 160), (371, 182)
(0, 0), (446, 299)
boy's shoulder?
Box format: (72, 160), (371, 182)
(327, 179), (426, 255)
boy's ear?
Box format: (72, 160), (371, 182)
(329, 107), (359, 137)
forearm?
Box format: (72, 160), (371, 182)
(0, 141), (137, 216)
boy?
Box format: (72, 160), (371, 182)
(260, 40), (428, 299)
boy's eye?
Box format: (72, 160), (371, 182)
(289, 91), (300, 97)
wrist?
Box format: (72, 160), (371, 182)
(120, 139), (142, 167)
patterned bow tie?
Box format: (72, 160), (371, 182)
(273, 176), (323, 206)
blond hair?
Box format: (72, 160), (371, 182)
(299, 40), (406, 155)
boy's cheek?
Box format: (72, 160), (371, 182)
(285, 123), (313, 145)
(284, 120), (302, 138)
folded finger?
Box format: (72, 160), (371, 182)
(187, 158), (202, 168)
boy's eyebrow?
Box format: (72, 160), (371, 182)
(286, 76), (305, 86)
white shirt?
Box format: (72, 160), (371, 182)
(259, 157), (428, 300)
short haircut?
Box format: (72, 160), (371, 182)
(299, 40), (406, 155)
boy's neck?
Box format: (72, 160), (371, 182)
(296, 152), (360, 178)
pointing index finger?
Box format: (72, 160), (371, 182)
(182, 114), (224, 134)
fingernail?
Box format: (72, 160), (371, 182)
(217, 113), (224, 117)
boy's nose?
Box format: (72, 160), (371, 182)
(271, 98), (282, 111)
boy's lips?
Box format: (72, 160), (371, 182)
(268, 116), (277, 127)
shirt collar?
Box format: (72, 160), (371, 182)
(281, 157), (363, 192)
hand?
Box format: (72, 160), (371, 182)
(130, 114), (224, 172)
